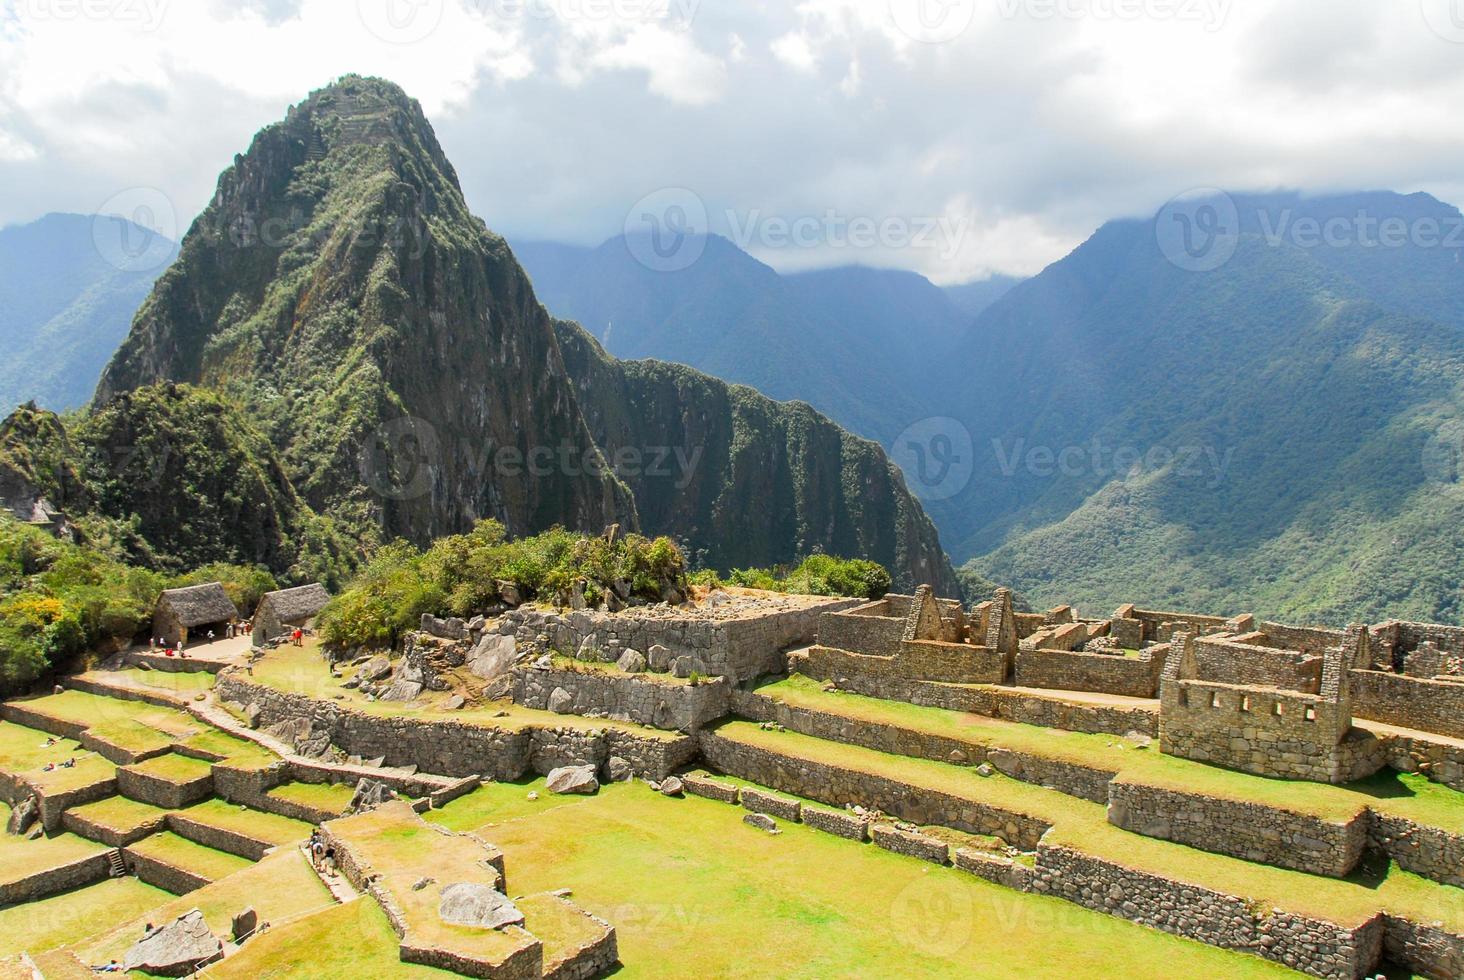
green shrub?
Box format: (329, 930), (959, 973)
(722, 554), (891, 600)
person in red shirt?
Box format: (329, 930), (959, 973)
(292, 628), (303, 647)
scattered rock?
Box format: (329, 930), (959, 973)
(361, 655), (393, 682)
(469, 634), (518, 682)
(441, 694), (466, 711)
(1125, 730), (1154, 748)
(617, 649), (647, 674)
(123, 909), (222, 977)
(379, 678), (424, 703)
(532, 655), (553, 671)
(672, 655), (707, 678)
(230, 907), (257, 944)
(606, 757), (633, 782)
(527, 791), (539, 801)
(243, 703), (262, 729)
(438, 883), (525, 930)
(975, 763), (994, 777)
(550, 887), (572, 898)
(987, 748), (1023, 778)
(496, 580), (523, 607)
(948, 749), (968, 764)
(350, 778), (393, 812)
(545, 765), (599, 796)
(412, 877), (436, 892)
(743, 812), (779, 833)
(647, 644), (673, 673)
(547, 687), (575, 714)
(659, 776), (684, 797)
(576, 634), (602, 662)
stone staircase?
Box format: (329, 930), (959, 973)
(106, 849), (125, 878)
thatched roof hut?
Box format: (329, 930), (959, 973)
(152, 583), (237, 647)
(252, 583), (330, 645)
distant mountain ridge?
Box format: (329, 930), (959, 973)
(0, 213), (175, 412)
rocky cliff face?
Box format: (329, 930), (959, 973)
(88, 75), (956, 590)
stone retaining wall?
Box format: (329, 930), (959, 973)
(800, 804), (869, 841)
(740, 787), (801, 822)
(122, 846), (211, 894)
(1382, 915), (1464, 980)
(682, 773), (739, 804)
(952, 847), (1034, 891)
(792, 655), (1158, 737)
(217, 675), (696, 782)
(0, 850), (111, 905)
(1351, 670), (1464, 740)
(1032, 844), (1384, 979)
(540, 901), (619, 980)
(870, 823), (948, 864)
(1013, 648), (1162, 699)
(0, 701), (88, 740)
(120, 650), (227, 674)
(166, 812), (282, 861)
(36, 775), (117, 834)
(1381, 728), (1464, 792)
(729, 688), (1116, 803)
(116, 764), (213, 809)
(1369, 814), (1464, 889)
(63, 806), (166, 848)
(1105, 780), (1370, 877)
(511, 666), (729, 732)
(79, 730), (172, 767)
(62, 674), (190, 710)
(816, 606), (904, 658)
(698, 731), (1050, 850)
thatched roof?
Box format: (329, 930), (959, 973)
(157, 583), (237, 626)
(256, 583), (330, 622)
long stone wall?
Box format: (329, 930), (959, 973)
(217, 675), (696, 782)
(166, 812), (285, 861)
(1369, 814), (1464, 889)
(1194, 638), (1322, 692)
(791, 656), (1159, 737)
(511, 665), (729, 732)
(63, 806), (166, 848)
(802, 643), (1007, 687)
(1382, 915), (1464, 980)
(116, 765), (213, 809)
(1105, 779), (1370, 877)
(0, 850), (111, 905)
(697, 730), (1051, 850)
(1013, 648), (1162, 698)
(1032, 844), (1384, 979)
(122, 846), (211, 895)
(1351, 670), (1464, 739)
(729, 689), (1115, 803)
(816, 607), (904, 658)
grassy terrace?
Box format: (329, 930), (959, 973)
(126, 751), (214, 785)
(0, 721), (113, 793)
(13, 690), (197, 737)
(105, 667), (218, 696)
(176, 798), (313, 846)
(268, 780), (356, 813)
(0, 804), (107, 882)
(127, 831), (254, 881)
(712, 720), (1464, 931)
(64, 796), (168, 836)
(0, 877), (170, 959)
(246, 641), (683, 740)
(756, 674), (1464, 832)
(209, 897), (454, 979)
(430, 778), (1293, 978)
(179, 727), (278, 768)
(73, 849), (333, 966)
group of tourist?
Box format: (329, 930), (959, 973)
(308, 830), (337, 877)
(37, 734), (80, 773)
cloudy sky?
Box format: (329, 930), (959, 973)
(2, 0), (1463, 282)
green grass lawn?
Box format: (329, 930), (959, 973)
(0, 877), (170, 958)
(126, 752), (214, 784)
(208, 896), (454, 979)
(713, 720), (1464, 932)
(177, 799), (313, 846)
(106, 667), (217, 696)
(127, 831), (253, 882)
(757, 674), (1464, 831)
(267, 780), (355, 814)
(72, 848), (334, 967)
(447, 778), (1296, 979)
(12, 690), (195, 735)
(0, 721), (115, 794)
(83, 718), (177, 759)
(0, 806), (107, 883)
(178, 727), (279, 768)
(246, 641), (681, 741)
(64, 796), (168, 836)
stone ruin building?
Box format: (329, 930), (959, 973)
(802, 587), (1464, 785)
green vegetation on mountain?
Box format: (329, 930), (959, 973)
(317, 519), (686, 648)
(688, 553), (892, 600)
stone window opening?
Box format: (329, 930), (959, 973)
(1272, 701), (1284, 717)
(1240, 695), (1251, 712)
(1304, 705), (1317, 722)
(1210, 691), (1221, 708)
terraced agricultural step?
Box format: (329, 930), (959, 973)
(123, 832), (254, 895)
(167, 799), (313, 860)
(62, 797), (169, 848)
(117, 753), (214, 808)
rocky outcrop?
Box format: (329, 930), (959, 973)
(122, 910), (223, 977)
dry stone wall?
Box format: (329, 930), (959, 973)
(1013, 648), (1162, 698)
(1350, 670), (1464, 739)
(0, 850), (110, 905)
(122, 846), (211, 895)
(1105, 780), (1370, 877)
(1369, 814), (1464, 889)
(511, 665), (729, 732)
(1032, 844), (1385, 980)
(1193, 638), (1322, 692)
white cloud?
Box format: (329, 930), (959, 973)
(0, 0), (1462, 283)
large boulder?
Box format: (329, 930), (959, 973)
(545, 765), (599, 795)
(123, 909), (222, 977)
(617, 649), (647, 674)
(672, 656), (707, 679)
(469, 634), (518, 681)
(605, 757), (633, 782)
(438, 883), (525, 930)
(379, 678), (424, 702)
(547, 687), (575, 714)
(360, 655), (393, 682)
(647, 644), (673, 673)
(496, 580), (524, 607)
(350, 778), (393, 812)
(231, 907), (258, 943)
